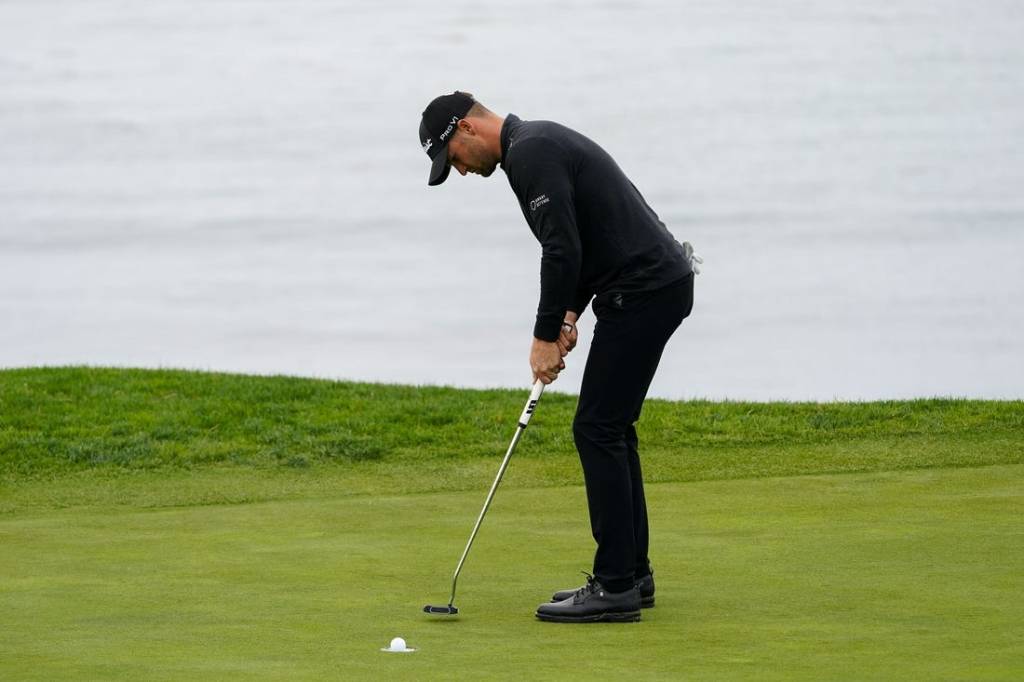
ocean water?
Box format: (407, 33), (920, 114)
(2, 0), (1022, 400)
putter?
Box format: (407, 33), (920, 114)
(424, 379), (546, 616)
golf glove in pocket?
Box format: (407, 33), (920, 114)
(682, 241), (703, 275)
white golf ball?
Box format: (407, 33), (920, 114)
(390, 637), (406, 650)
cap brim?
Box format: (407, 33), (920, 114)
(428, 148), (451, 186)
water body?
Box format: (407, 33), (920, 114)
(2, 1), (1022, 400)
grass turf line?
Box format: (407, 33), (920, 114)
(1, 366), (1022, 513)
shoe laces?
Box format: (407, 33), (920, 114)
(572, 571), (599, 604)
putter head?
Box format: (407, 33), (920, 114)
(423, 604), (459, 616)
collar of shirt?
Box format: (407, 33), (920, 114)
(499, 113), (522, 168)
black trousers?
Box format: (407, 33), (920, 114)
(573, 273), (694, 592)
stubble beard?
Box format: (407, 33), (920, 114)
(466, 141), (498, 177)
(474, 151), (498, 177)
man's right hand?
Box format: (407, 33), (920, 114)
(531, 337), (565, 384)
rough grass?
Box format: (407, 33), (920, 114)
(2, 367), (1022, 514)
(3, 366), (1022, 475)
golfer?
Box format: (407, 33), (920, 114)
(418, 91), (697, 623)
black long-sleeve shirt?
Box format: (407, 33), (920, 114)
(500, 114), (692, 341)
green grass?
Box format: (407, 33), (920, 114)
(2, 366), (1022, 511)
(1, 367), (1022, 680)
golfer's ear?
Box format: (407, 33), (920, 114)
(458, 118), (475, 135)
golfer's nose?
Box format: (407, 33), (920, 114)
(455, 163), (467, 176)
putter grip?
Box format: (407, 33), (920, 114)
(517, 380), (545, 428)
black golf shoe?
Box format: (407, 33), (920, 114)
(536, 575), (641, 623)
(551, 572), (655, 608)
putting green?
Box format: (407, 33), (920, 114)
(1, 464), (1021, 680)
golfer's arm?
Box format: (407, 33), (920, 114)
(509, 138), (583, 341)
(568, 284), (591, 321)
(534, 231), (582, 341)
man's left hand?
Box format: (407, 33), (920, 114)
(557, 321), (578, 357)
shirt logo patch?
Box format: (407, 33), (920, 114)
(529, 194), (550, 212)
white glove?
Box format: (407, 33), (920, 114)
(682, 241), (703, 275)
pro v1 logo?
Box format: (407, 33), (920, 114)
(439, 115), (459, 142)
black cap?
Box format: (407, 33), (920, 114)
(419, 91), (475, 186)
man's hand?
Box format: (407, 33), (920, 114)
(557, 316), (579, 357)
(531, 337), (565, 384)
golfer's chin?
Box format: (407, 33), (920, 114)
(476, 162), (497, 178)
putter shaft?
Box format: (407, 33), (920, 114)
(444, 380), (545, 608)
